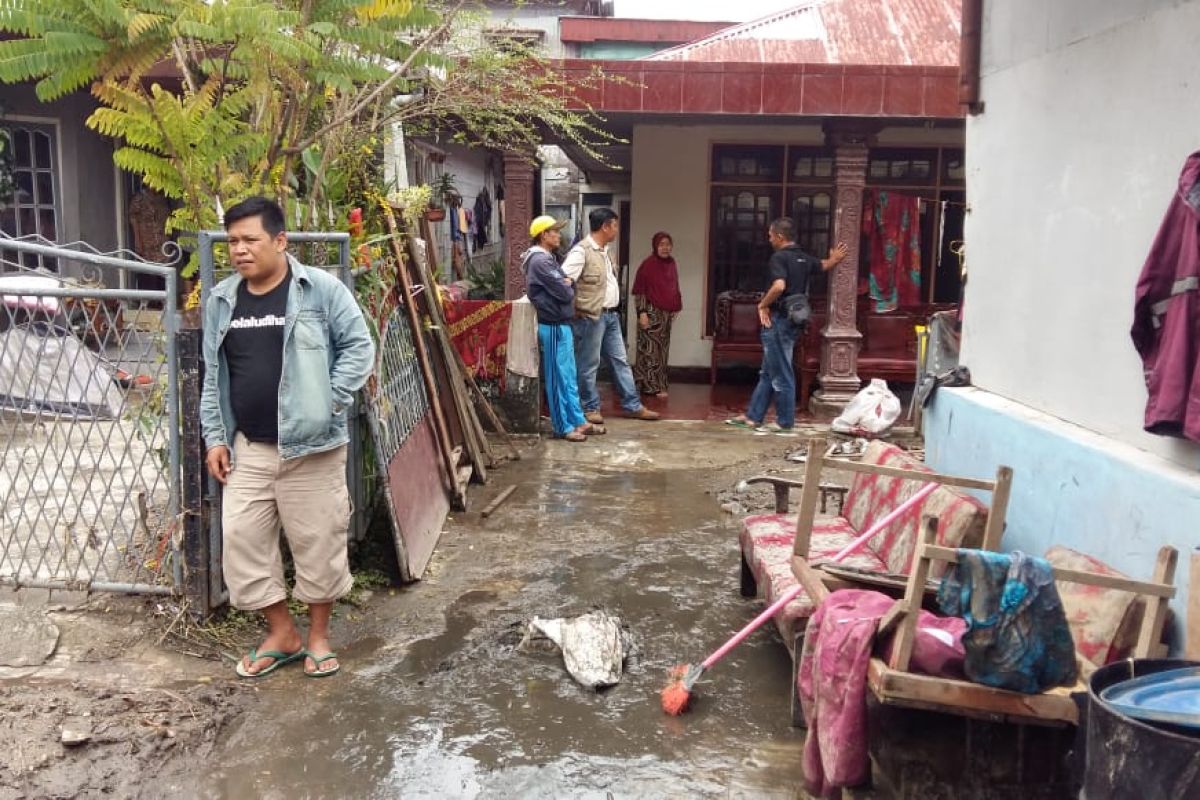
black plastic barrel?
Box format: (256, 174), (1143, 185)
(1085, 658), (1200, 799)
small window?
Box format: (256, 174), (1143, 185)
(483, 27), (545, 53)
(1, 123), (61, 271)
(868, 148), (938, 186)
(711, 145), (784, 183)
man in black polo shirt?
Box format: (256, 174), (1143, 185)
(725, 217), (847, 433)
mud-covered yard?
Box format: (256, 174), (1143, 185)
(0, 421), (907, 799)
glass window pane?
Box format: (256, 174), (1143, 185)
(18, 206), (35, 235)
(0, 209), (14, 235)
(33, 132), (51, 169)
(870, 160), (888, 179)
(813, 194), (830, 210)
(38, 208), (56, 240)
(913, 159), (932, 178)
(814, 158), (833, 178)
(35, 172), (54, 206)
(14, 171), (33, 203)
(736, 192), (754, 209)
(794, 158), (812, 178)
(13, 129), (30, 167)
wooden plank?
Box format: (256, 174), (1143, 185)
(1188, 549), (1200, 660)
(981, 465), (1013, 551)
(887, 516), (938, 671)
(481, 485), (517, 518)
(867, 658), (1080, 727)
(833, 459), (998, 492)
(1134, 546), (1180, 658)
(924, 545), (1177, 599)
(792, 437), (826, 558)
(790, 555), (831, 605)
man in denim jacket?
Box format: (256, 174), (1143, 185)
(201, 197), (374, 679)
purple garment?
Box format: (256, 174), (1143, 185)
(1131, 151), (1200, 442)
(798, 589), (967, 798)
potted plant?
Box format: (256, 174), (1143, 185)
(388, 184), (433, 231)
(426, 172), (459, 221)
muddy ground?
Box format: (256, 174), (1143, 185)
(0, 421), (916, 799)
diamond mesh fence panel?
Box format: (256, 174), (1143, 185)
(368, 306), (431, 462)
(0, 234), (178, 593)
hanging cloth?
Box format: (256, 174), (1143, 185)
(862, 190), (922, 312)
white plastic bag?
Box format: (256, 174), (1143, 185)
(831, 379), (902, 436)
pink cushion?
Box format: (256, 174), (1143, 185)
(1046, 546), (1144, 666)
(740, 514), (888, 633)
(842, 442), (988, 574)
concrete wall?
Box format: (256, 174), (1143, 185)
(923, 0), (1200, 652)
(0, 84), (120, 260)
(962, 0), (1200, 468)
(925, 388), (1195, 650)
(628, 122), (964, 369)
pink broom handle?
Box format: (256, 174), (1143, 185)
(828, 481), (938, 563)
(701, 480), (938, 670)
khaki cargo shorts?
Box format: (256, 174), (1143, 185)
(221, 432), (354, 610)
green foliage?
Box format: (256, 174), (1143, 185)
(467, 258), (506, 300)
(0, 0), (619, 274)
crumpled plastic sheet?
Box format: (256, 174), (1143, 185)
(519, 610), (635, 691)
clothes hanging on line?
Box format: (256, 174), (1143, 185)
(473, 189), (492, 249)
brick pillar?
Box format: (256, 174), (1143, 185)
(811, 129), (868, 413)
(503, 150), (536, 300)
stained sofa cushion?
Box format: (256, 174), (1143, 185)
(740, 513), (888, 629)
(1045, 545), (1144, 667)
(842, 442), (988, 575)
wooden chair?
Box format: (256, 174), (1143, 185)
(741, 436), (1013, 725)
(863, 518), (1179, 726)
(786, 436), (1014, 612)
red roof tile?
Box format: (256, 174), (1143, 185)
(643, 0), (961, 68)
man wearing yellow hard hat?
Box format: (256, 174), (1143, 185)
(521, 215), (601, 442)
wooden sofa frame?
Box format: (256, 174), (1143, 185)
(805, 517), (1179, 727)
(741, 436), (1014, 724)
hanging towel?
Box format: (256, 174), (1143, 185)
(862, 190), (922, 312)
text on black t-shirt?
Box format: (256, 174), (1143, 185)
(222, 271), (289, 443)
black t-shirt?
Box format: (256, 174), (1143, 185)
(223, 271), (289, 443)
(767, 244), (820, 314)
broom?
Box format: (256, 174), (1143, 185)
(661, 481), (939, 715)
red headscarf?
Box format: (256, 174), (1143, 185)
(632, 231), (683, 313)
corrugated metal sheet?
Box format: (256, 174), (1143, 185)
(645, 0), (961, 67)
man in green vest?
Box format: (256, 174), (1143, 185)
(563, 207), (660, 424)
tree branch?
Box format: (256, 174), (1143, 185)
(286, 0), (467, 155)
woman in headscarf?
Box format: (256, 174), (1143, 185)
(632, 231), (683, 398)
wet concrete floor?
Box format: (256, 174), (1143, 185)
(191, 422), (811, 799)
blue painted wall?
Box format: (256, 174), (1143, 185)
(924, 387), (1199, 652)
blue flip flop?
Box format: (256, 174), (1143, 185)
(235, 647), (304, 678)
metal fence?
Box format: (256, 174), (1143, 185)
(0, 233), (180, 594)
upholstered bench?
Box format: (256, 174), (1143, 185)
(739, 437), (1013, 723)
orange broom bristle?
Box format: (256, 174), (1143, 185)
(660, 679), (692, 716)
(661, 663), (696, 715)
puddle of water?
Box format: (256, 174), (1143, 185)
(200, 460), (808, 799)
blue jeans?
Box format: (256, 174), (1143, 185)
(572, 311), (643, 414)
(746, 313), (799, 428)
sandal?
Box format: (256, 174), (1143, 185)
(583, 424), (607, 435)
(561, 431), (587, 442)
(234, 647), (304, 678)
(724, 418), (756, 430)
(304, 651), (340, 678)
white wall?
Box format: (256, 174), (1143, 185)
(629, 122), (964, 368)
(963, 0), (1200, 468)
